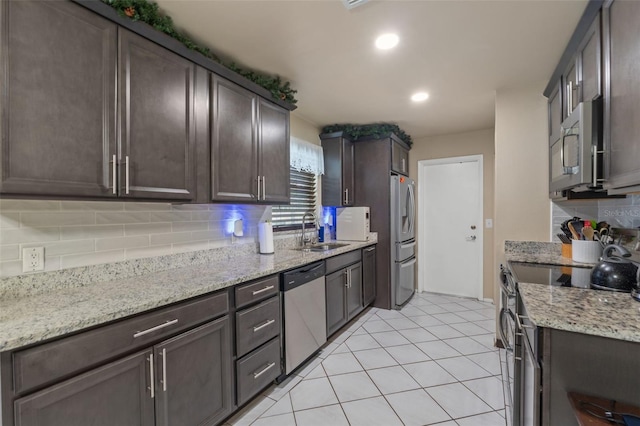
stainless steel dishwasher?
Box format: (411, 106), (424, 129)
(281, 261), (326, 376)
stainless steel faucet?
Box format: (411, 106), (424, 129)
(301, 210), (318, 247)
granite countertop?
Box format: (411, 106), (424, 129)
(0, 239), (375, 352)
(505, 240), (640, 343)
(518, 283), (640, 343)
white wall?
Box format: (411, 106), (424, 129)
(494, 84), (551, 298)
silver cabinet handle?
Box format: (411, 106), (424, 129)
(111, 154), (117, 194)
(402, 158), (406, 172)
(125, 155), (130, 195)
(262, 175), (266, 200)
(133, 319), (179, 338)
(148, 353), (155, 398)
(161, 348), (167, 392)
(253, 362), (276, 379)
(344, 270), (349, 288)
(257, 176), (261, 200)
(252, 285), (274, 296)
(253, 319), (275, 332)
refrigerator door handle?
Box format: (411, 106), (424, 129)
(400, 257), (417, 267)
(408, 183), (416, 236)
(400, 241), (416, 249)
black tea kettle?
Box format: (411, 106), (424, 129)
(590, 245), (639, 292)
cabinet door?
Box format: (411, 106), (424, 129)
(579, 14), (602, 102)
(548, 82), (563, 145)
(14, 350), (154, 426)
(362, 246), (377, 306)
(342, 138), (355, 206)
(119, 29), (195, 201)
(391, 142), (409, 176)
(326, 269), (348, 337)
(321, 136), (344, 206)
(604, 0), (640, 191)
(0, 1), (117, 197)
(154, 317), (233, 426)
(211, 76), (258, 201)
(346, 262), (363, 321)
(258, 98), (290, 203)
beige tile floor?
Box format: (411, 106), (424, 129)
(226, 292), (506, 426)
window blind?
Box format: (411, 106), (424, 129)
(272, 167), (317, 229)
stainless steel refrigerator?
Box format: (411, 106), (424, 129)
(390, 175), (416, 308)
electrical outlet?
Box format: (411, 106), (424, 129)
(22, 247), (44, 272)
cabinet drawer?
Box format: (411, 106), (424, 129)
(235, 297), (280, 357)
(326, 250), (361, 275)
(235, 275), (279, 309)
(13, 290), (229, 395)
(236, 337), (281, 405)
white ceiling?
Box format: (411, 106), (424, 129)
(154, 0), (587, 139)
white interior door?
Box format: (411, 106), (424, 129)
(418, 156), (483, 299)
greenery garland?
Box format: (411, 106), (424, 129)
(321, 123), (413, 147)
(102, 0), (298, 105)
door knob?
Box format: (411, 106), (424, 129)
(466, 235), (476, 241)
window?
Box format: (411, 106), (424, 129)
(272, 167), (317, 230)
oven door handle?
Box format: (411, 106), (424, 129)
(498, 308), (516, 352)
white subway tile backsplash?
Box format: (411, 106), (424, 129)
(149, 211), (193, 223)
(0, 200), (270, 278)
(0, 213), (20, 229)
(0, 200), (60, 211)
(21, 212), (96, 227)
(0, 245), (19, 261)
(1, 227), (60, 244)
(61, 249), (124, 269)
(24, 240), (96, 257)
(172, 221), (208, 232)
(149, 232), (196, 245)
(61, 225), (124, 240)
(95, 235), (149, 252)
(96, 212), (150, 224)
(60, 201), (124, 211)
(125, 245), (172, 260)
(124, 202), (172, 211)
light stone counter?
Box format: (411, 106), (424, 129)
(505, 240), (640, 343)
(518, 283), (640, 343)
(0, 238), (376, 351)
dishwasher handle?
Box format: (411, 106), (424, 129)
(282, 261), (326, 291)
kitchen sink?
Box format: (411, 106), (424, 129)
(297, 242), (350, 252)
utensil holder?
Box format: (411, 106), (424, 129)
(572, 240), (603, 263)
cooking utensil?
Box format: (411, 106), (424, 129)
(561, 217), (581, 240)
(590, 244), (638, 292)
(582, 226), (595, 241)
(568, 221), (583, 240)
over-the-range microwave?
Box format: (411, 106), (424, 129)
(549, 99), (604, 194)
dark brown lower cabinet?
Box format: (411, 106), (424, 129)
(326, 262), (363, 338)
(14, 350), (155, 426)
(362, 245), (377, 306)
(154, 318), (233, 426)
(14, 317), (233, 426)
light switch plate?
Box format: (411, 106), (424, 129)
(22, 247), (44, 272)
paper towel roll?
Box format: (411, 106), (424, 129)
(258, 221), (274, 254)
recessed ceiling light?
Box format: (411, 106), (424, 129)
(375, 33), (399, 50)
(411, 92), (429, 102)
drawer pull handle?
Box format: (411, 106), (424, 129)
(148, 353), (155, 398)
(253, 319), (275, 332)
(252, 285), (275, 296)
(134, 319), (179, 338)
(253, 362), (276, 379)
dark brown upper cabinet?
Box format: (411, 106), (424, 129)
(320, 132), (355, 207)
(118, 29), (197, 201)
(211, 76), (289, 204)
(603, 0), (640, 193)
(0, 1), (198, 201)
(391, 140), (410, 176)
(0, 0), (117, 198)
